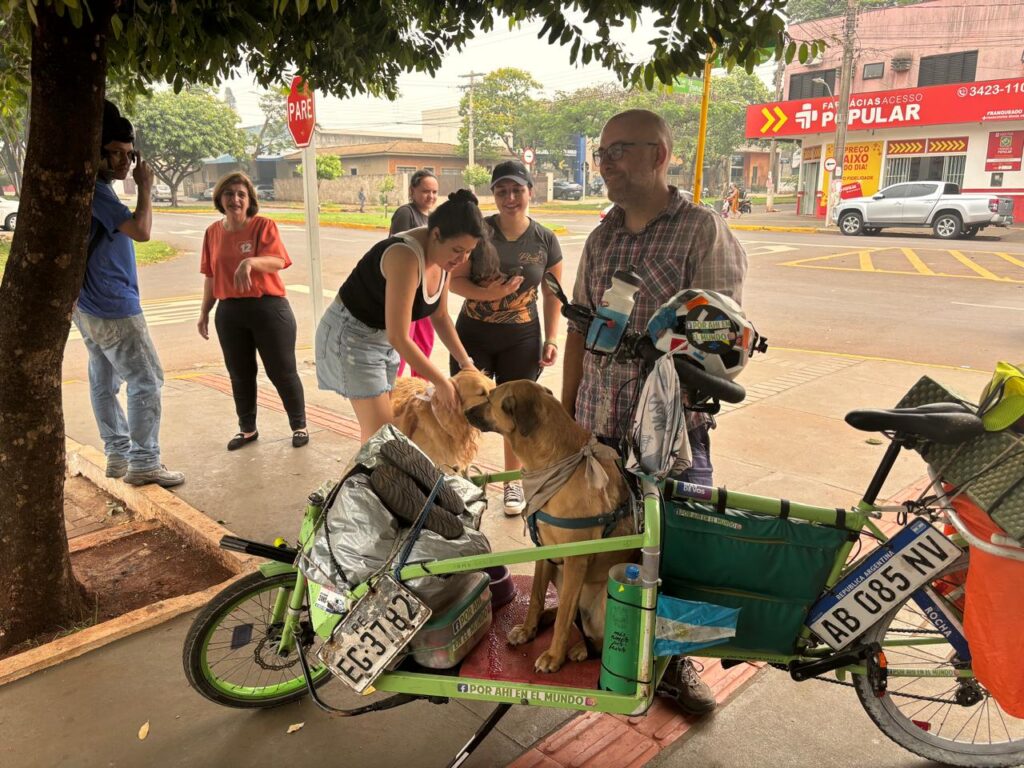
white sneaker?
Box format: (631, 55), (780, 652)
(503, 482), (526, 516)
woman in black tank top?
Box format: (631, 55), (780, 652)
(315, 190), (489, 443)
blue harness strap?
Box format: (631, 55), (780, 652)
(525, 503), (633, 547)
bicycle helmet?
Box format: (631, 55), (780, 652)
(646, 289), (763, 380)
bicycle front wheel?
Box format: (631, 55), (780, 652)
(183, 571), (331, 708)
(853, 561), (1024, 767)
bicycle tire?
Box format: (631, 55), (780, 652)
(370, 463), (465, 540)
(378, 440), (466, 518)
(183, 571), (331, 708)
(852, 559), (1024, 767)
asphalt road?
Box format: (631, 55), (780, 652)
(60, 210), (1024, 380)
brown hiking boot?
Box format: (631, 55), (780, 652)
(657, 657), (717, 715)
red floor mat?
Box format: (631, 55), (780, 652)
(460, 575), (603, 689)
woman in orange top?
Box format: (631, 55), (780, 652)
(197, 172), (308, 451)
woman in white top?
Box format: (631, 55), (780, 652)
(315, 189), (484, 442)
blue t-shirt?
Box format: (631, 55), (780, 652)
(77, 181), (141, 318)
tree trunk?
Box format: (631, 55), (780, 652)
(0, 4), (111, 653)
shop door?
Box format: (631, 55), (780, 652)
(800, 162), (819, 215)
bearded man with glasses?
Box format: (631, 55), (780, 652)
(561, 108), (748, 715)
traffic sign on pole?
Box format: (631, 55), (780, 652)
(522, 147), (535, 165)
(824, 156), (837, 173)
(287, 76), (316, 148)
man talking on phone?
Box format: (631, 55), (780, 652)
(72, 100), (184, 488)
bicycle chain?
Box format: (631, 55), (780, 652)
(811, 673), (973, 705)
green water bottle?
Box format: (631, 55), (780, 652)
(599, 563), (644, 694)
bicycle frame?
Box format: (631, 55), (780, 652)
(254, 436), (978, 716)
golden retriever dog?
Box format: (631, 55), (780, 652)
(465, 379), (636, 673)
(391, 369), (495, 474)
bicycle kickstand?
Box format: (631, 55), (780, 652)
(446, 702), (512, 768)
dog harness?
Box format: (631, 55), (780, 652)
(520, 436), (633, 547)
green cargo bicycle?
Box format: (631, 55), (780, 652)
(184, 274), (1024, 767)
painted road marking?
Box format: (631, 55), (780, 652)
(952, 301), (1024, 311)
(67, 285), (338, 341)
(781, 246), (1024, 283)
(68, 297), (203, 341)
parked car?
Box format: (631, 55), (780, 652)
(836, 182), (1014, 239)
(151, 182), (173, 203)
(196, 186), (216, 202)
(553, 180), (583, 200)
(0, 195), (17, 231)
(256, 184), (275, 201)
(587, 177), (605, 195)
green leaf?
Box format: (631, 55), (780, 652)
(111, 14), (123, 39)
(798, 43), (809, 64)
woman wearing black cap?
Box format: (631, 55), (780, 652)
(448, 160), (563, 515)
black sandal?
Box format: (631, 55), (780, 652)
(227, 431), (258, 451)
(292, 430), (309, 448)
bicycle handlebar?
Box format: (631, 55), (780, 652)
(558, 296), (747, 405)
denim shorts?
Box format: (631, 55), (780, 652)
(315, 298), (399, 399)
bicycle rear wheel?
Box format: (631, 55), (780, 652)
(183, 571), (331, 708)
(853, 561), (1024, 767)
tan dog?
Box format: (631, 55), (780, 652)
(391, 369), (495, 474)
(466, 380), (636, 673)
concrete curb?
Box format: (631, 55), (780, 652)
(0, 439), (258, 688)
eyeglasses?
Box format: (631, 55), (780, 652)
(592, 142), (658, 165)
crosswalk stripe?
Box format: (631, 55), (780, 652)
(900, 247), (935, 275)
(948, 249), (1003, 281)
(995, 251), (1024, 269)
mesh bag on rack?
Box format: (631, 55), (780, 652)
(897, 376), (1024, 544)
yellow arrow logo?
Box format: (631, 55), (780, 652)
(772, 106), (787, 131)
(760, 106), (789, 134)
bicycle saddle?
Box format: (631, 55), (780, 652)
(845, 402), (984, 444)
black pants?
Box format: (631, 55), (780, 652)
(450, 315), (541, 383)
(214, 296), (306, 432)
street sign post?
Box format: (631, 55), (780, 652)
(288, 76), (324, 342)
(824, 157), (837, 173)
(522, 147), (535, 165)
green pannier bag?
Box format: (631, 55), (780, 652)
(661, 501), (853, 654)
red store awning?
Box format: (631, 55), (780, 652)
(745, 78), (1024, 139)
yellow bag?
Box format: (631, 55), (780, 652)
(979, 362), (1024, 432)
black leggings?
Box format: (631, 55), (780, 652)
(451, 314), (541, 383)
(214, 296), (306, 432)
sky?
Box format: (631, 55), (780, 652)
(220, 15), (772, 135)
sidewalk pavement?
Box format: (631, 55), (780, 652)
(0, 345), (993, 767)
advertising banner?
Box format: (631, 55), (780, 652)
(746, 78), (1024, 139)
(822, 141), (883, 207)
(986, 130), (1024, 172)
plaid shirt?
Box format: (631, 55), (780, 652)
(570, 187), (748, 439)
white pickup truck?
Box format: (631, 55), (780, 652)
(836, 182), (1014, 240)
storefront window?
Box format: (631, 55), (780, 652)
(883, 154), (965, 188)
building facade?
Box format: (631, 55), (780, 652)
(284, 140), (467, 178)
(746, 0), (1024, 219)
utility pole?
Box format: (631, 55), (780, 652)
(458, 71), (485, 167)
(827, 0), (859, 227)
(766, 55), (785, 213)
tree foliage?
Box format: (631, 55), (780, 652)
(457, 68), (541, 158)
(0, 0), (795, 653)
(130, 88), (246, 206)
(247, 87), (291, 171)
(462, 163), (491, 187)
